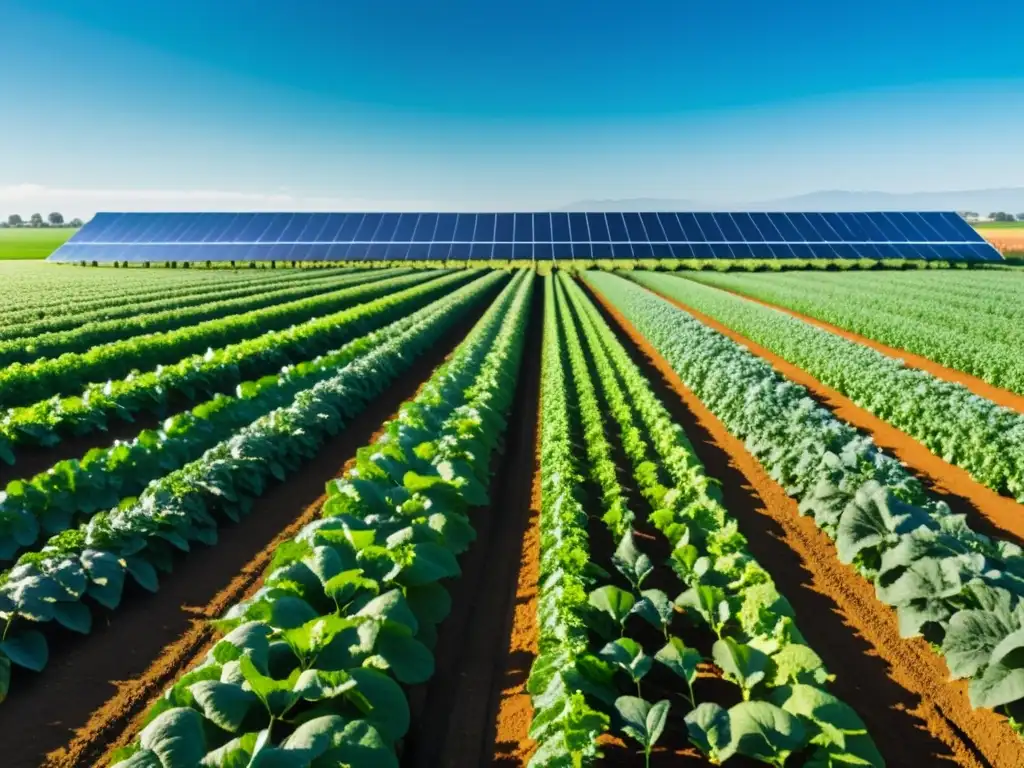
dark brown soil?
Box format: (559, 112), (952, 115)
(584, 276), (1024, 768)
(401, 278), (543, 768)
(0, 309), (485, 768)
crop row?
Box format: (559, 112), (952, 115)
(0, 267), (358, 340)
(586, 271), (1024, 719)
(747, 271), (1024, 349)
(0, 268), (430, 409)
(108, 271), (533, 766)
(684, 271), (1024, 396)
(0, 271), (515, 701)
(0, 272), (506, 564)
(1, 268), (398, 365)
(526, 273), (880, 766)
(628, 272), (1024, 502)
(0, 270), (478, 464)
(0, 264), (285, 319)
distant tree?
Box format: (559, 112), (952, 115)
(0, 221), (7, 228)
(990, 211), (1015, 222)
(29, 213), (43, 227)
(1017, 213), (1024, 222)
(7, 214), (23, 227)
(69, 217), (84, 228)
(959, 211), (980, 220)
(48, 212), (64, 226)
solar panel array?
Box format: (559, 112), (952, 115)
(48, 211), (1001, 263)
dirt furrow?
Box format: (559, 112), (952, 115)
(641, 282), (1024, 548)
(402, 281), (542, 768)
(585, 279), (1024, 768)
(695, 277), (1024, 414)
(0, 310), (484, 768)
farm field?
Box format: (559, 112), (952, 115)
(0, 228), (76, 260)
(3, 264), (1024, 767)
(975, 222), (1024, 255)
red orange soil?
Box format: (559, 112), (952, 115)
(0, 310), (485, 768)
(585, 278), (1024, 768)
(487, 376), (542, 765)
(644, 281), (1024, 548)
(703, 278), (1024, 414)
(401, 280), (543, 768)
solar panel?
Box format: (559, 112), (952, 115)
(48, 211), (1003, 263)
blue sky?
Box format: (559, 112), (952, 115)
(3, 0), (1024, 216)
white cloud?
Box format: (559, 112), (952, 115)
(0, 184), (446, 219)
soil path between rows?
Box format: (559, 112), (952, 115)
(584, 277), (1024, 768)
(0, 308), (486, 768)
(689, 276), (1024, 414)
(401, 279), (543, 768)
(8, 415), (165, 482)
(640, 279), (1024, 548)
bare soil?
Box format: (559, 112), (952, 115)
(0, 309), (485, 768)
(401, 279), (543, 768)
(585, 278), (1024, 768)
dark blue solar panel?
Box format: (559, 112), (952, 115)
(714, 213), (744, 242)
(373, 213), (401, 242)
(474, 214), (496, 241)
(494, 214), (514, 242)
(515, 213), (534, 242)
(587, 213), (610, 241)
(454, 213), (477, 241)
(569, 213), (589, 241)
(50, 210), (1000, 263)
(534, 213), (552, 241)
(551, 213), (571, 242)
(605, 212), (629, 242)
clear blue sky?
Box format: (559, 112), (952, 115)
(3, 0), (1024, 215)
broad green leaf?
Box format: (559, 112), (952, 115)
(189, 681), (258, 733)
(727, 701), (807, 764)
(0, 629), (49, 671)
(942, 609), (1014, 680)
(347, 667), (410, 742)
(712, 637), (768, 698)
(654, 636), (701, 687)
(316, 719), (398, 768)
(685, 701), (732, 762)
(138, 707), (207, 768)
(600, 637), (652, 683)
(588, 585), (635, 627)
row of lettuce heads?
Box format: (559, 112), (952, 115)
(108, 269), (533, 766)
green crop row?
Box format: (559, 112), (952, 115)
(586, 271), (1024, 722)
(682, 271), (1024, 396)
(0, 269), (432, 409)
(107, 271), (533, 766)
(0, 272), (512, 703)
(0, 267), (361, 341)
(0, 269), (403, 365)
(627, 272), (1024, 502)
(526, 273), (881, 766)
(0, 271), (478, 464)
(0, 272), (505, 564)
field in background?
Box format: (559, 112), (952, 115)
(0, 228), (75, 260)
(975, 223), (1024, 255)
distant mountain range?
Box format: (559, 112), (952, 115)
(560, 188), (1024, 214)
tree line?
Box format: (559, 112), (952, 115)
(959, 212), (1024, 222)
(1, 213), (84, 228)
